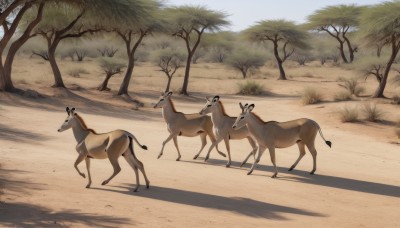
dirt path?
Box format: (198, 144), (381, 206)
(1, 96), (399, 227)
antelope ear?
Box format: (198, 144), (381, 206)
(239, 102), (244, 109)
(71, 107), (76, 115)
(247, 104), (255, 112)
(212, 95), (219, 103)
(66, 107), (70, 115)
(167, 91), (173, 97)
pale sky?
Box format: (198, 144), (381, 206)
(166, 0), (386, 31)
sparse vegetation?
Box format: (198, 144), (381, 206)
(362, 103), (384, 122)
(337, 77), (365, 97)
(97, 58), (126, 91)
(225, 48), (267, 79)
(237, 80), (264, 95)
(339, 106), (359, 122)
(334, 91), (352, 101)
(67, 67), (89, 78)
(301, 87), (323, 105)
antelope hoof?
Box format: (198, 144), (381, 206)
(176, 156), (181, 161)
(157, 154), (162, 159)
(240, 161), (246, 167)
(271, 173), (277, 178)
(133, 187), (139, 192)
(86, 184), (91, 188)
(225, 163), (231, 168)
(193, 154), (199, 160)
(80, 173), (86, 178)
(204, 156), (209, 162)
(219, 152), (226, 158)
(310, 170), (316, 175)
(101, 180), (108, 185)
(255, 159), (260, 163)
(247, 170), (253, 175)
(288, 167), (294, 171)
(146, 182), (150, 189)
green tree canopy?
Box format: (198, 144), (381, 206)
(243, 19), (309, 80)
(163, 5), (229, 95)
(305, 4), (364, 63)
(359, 1), (400, 98)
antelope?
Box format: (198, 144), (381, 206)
(199, 96), (258, 167)
(232, 103), (332, 178)
(153, 91), (226, 161)
(57, 107), (150, 192)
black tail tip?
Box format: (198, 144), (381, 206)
(141, 145), (148, 150)
(326, 141), (332, 148)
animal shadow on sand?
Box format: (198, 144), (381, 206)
(183, 157), (400, 198)
(92, 184), (324, 220)
(0, 166), (132, 228)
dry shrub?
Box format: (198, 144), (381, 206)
(334, 91), (352, 101)
(395, 128), (400, 139)
(237, 80), (264, 95)
(339, 106), (359, 122)
(338, 77), (365, 96)
(362, 103), (384, 122)
(301, 87), (323, 105)
(67, 67), (89, 78)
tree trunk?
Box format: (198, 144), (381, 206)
(373, 38), (399, 98)
(338, 41), (348, 63)
(344, 36), (355, 63)
(118, 53), (134, 95)
(48, 40), (65, 88)
(180, 53), (192, 95)
(277, 60), (286, 80)
(241, 68), (247, 79)
(98, 74), (112, 91)
(165, 76), (172, 93)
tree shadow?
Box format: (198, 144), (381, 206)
(0, 165), (132, 227)
(0, 202), (132, 228)
(92, 185), (324, 220)
(0, 123), (52, 144)
(180, 157), (400, 198)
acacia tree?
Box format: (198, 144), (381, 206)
(114, 0), (161, 96)
(243, 20), (309, 80)
(306, 4), (364, 63)
(359, 1), (400, 98)
(225, 47), (267, 78)
(163, 6), (229, 95)
(0, 0), (44, 92)
(0, 0), (147, 92)
(97, 57), (126, 91)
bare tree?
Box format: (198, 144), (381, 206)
(97, 57), (125, 91)
(152, 48), (185, 92)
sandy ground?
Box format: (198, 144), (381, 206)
(1, 90), (399, 227)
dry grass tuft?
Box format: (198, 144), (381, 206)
(237, 80), (264, 95)
(339, 106), (359, 123)
(67, 67), (89, 78)
(338, 77), (365, 97)
(362, 103), (384, 122)
(301, 87), (323, 105)
(334, 91), (352, 101)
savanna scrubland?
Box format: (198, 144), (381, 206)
(1, 1), (399, 227)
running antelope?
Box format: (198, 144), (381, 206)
(232, 103), (331, 178)
(57, 107), (150, 192)
(154, 92), (226, 161)
(199, 96), (257, 167)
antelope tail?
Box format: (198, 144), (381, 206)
(318, 128), (332, 148)
(126, 132), (148, 150)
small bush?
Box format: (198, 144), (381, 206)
(334, 91), (352, 101)
(338, 77), (365, 96)
(301, 87), (323, 105)
(362, 103), (384, 122)
(237, 80), (264, 95)
(339, 106), (359, 122)
(395, 128), (400, 139)
(67, 67), (89, 78)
